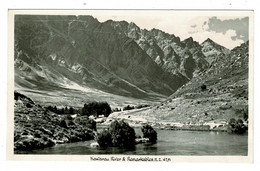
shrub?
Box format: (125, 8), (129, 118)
(228, 118), (247, 134)
(74, 116), (96, 130)
(112, 108), (121, 112)
(96, 129), (112, 147)
(97, 120), (136, 148)
(135, 104), (150, 109)
(60, 119), (69, 128)
(201, 84), (207, 91)
(123, 105), (135, 111)
(228, 118), (236, 127)
(85, 118), (97, 131)
(110, 120), (136, 148)
(141, 124), (157, 143)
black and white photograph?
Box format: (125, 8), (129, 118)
(7, 9), (253, 162)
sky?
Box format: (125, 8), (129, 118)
(81, 10), (250, 49)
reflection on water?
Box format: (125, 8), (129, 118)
(16, 129), (248, 155)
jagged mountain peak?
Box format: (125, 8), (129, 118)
(181, 37), (201, 50)
(201, 38), (229, 50)
(183, 37), (194, 43)
(129, 21), (139, 27)
(101, 18), (206, 80)
(200, 38), (230, 64)
(150, 28), (176, 38)
(202, 38), (214, 44)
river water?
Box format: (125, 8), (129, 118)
(19, 129), (248, 155)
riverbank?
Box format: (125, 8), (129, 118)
(100, 121), (227, 132)
(15, 129), (248, 155)
(100, 108), (229, 132)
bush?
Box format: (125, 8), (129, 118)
(85, 118), (97, 131)
(112, 108), (121, 112)
(74, 116), (96, 130)
(228, 118), (247, 134)
(201, 84), (207, 91)
(141, 124), (157, 143)
(110, 120), (136, 148)
(123, 105), (135, 111)
(97, 120), (136, 148)
(96, 129), (112, 147)
(135, 104), (150, 109)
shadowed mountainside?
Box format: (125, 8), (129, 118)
(14, 15), (189, 101)
(14, 15), (248, 118)
(110, 21), (210, 80)
(112, 41), (249, 128)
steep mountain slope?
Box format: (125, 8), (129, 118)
(14, 15), (188, 102)
(171, 40), (248, 99)
(126, 41), (249, 126)
(201, 38), (230, 64)
(110, 22), (209, 80)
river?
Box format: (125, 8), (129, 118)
(17, 129), (248, 155)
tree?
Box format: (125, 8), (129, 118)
(123, 105), (135, 111)
(141, 124), (157, 143)
(81, 102), (112, 117)
(64, 106), (69, 114)
(228, 118), (247, 134)
(101, 102), (112, 117)
(97, 120), (136, 148)
(228, 118), (236, 129)
(53, 106), (57, 113)
(69, 107), (74, 114)
(60, 108), (65, 114)
(110, 120), (136, 148)
(234, 119), (247, 134)
(96, 129), (112, 147)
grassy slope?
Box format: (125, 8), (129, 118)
(111, 42), (249, 126)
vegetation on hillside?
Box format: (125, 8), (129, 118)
(46, 101), (112, 117)
(123, 104), (150, 111)
(123, 105), (135, 111)
(14, 91), (96, 151)
(46, 106), (78, 114)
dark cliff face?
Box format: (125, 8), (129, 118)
(110, 21), (210, 80)
(170, 40), (249, 99)
(14, 15), (189, 99)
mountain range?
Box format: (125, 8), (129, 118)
(14, 15), (248, 110)
(129, 40), (249, 124)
